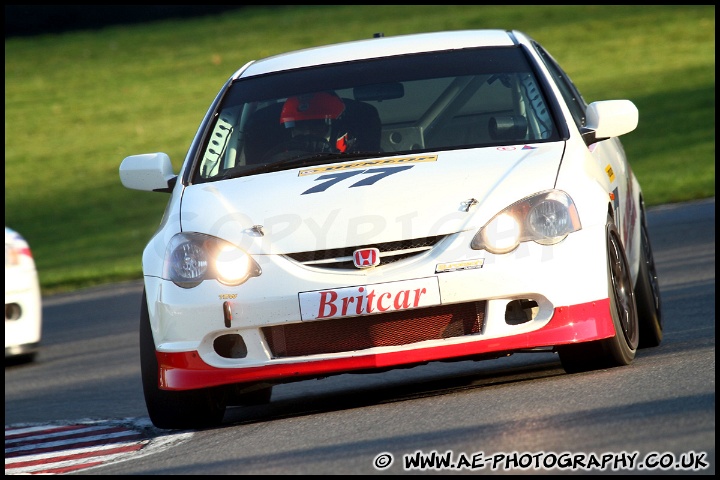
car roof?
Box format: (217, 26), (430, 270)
(235, 29), (524, 79)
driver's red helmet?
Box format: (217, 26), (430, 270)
(279, 92), (345, 127)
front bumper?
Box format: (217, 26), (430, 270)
(145, 223), (614, 390)
(158, 298), (613, 390)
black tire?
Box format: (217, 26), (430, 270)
(140, 289), (227, 429)
(558, 216), (639, 373)
(634, 203), (663, 348)
(5, 351), (36, 366)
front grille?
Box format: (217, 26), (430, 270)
(284, 234), (447, 270)
(262, 301), (485, 358)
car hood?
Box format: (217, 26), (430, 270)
(180, 144), (564, 254)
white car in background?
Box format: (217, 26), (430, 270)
(120, 29), (662, 429)
(5, 226), (42, 362)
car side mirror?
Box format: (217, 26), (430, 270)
(119, 152), (178, 193)
(581, 100), (639, 146)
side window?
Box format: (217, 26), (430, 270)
(534, 43), (587, 129)
(199, 112), (235, 178)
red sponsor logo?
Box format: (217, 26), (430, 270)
(353, 248), (380, 268)
(316, 285), (428, 319)
(299, 277), (441, 321)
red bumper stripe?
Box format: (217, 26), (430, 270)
(158, 298), (614, 390)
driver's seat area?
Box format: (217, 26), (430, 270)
(340, 99), (382, 152)
(243, 103), (291, 165)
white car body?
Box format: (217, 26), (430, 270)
(5, 227), (42, 361)
(120, 30), (662, 429)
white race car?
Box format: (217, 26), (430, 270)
(5, 226), (42, 362)
(120, 29), (662, 429)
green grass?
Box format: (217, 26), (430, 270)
(5, 5), (715, 295)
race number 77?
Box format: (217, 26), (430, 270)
(301, 166), (414, 195)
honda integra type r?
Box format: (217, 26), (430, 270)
(120, 29), (662, 429)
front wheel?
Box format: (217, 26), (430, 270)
(140, 289), (227, 429)
(558, 216), (639, 373)
(635, 203), (663, 348)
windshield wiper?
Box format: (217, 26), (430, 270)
(219, 151), (387, 180)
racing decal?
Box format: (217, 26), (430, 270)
(298, 155), (437, 176)
(298, 277), (440, 321)
(301, 165), (413, 194)
(605, 165), (615, 182)
(497, 146), (516, 151)
(611, 187), (620, 212)
(522, 145), (537, 150)
(435, 259), (484, 273)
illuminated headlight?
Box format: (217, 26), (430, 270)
(163, 232), (261, 288)
(471, 190), (581, 254)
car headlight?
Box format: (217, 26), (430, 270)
(471, 190), (581, 254)
(163, 232), (261, 288)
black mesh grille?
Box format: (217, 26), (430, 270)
(285, 234), (447, 269)
(262, 301), (485, 358)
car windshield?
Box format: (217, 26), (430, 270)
(192, 46), (560, 183)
